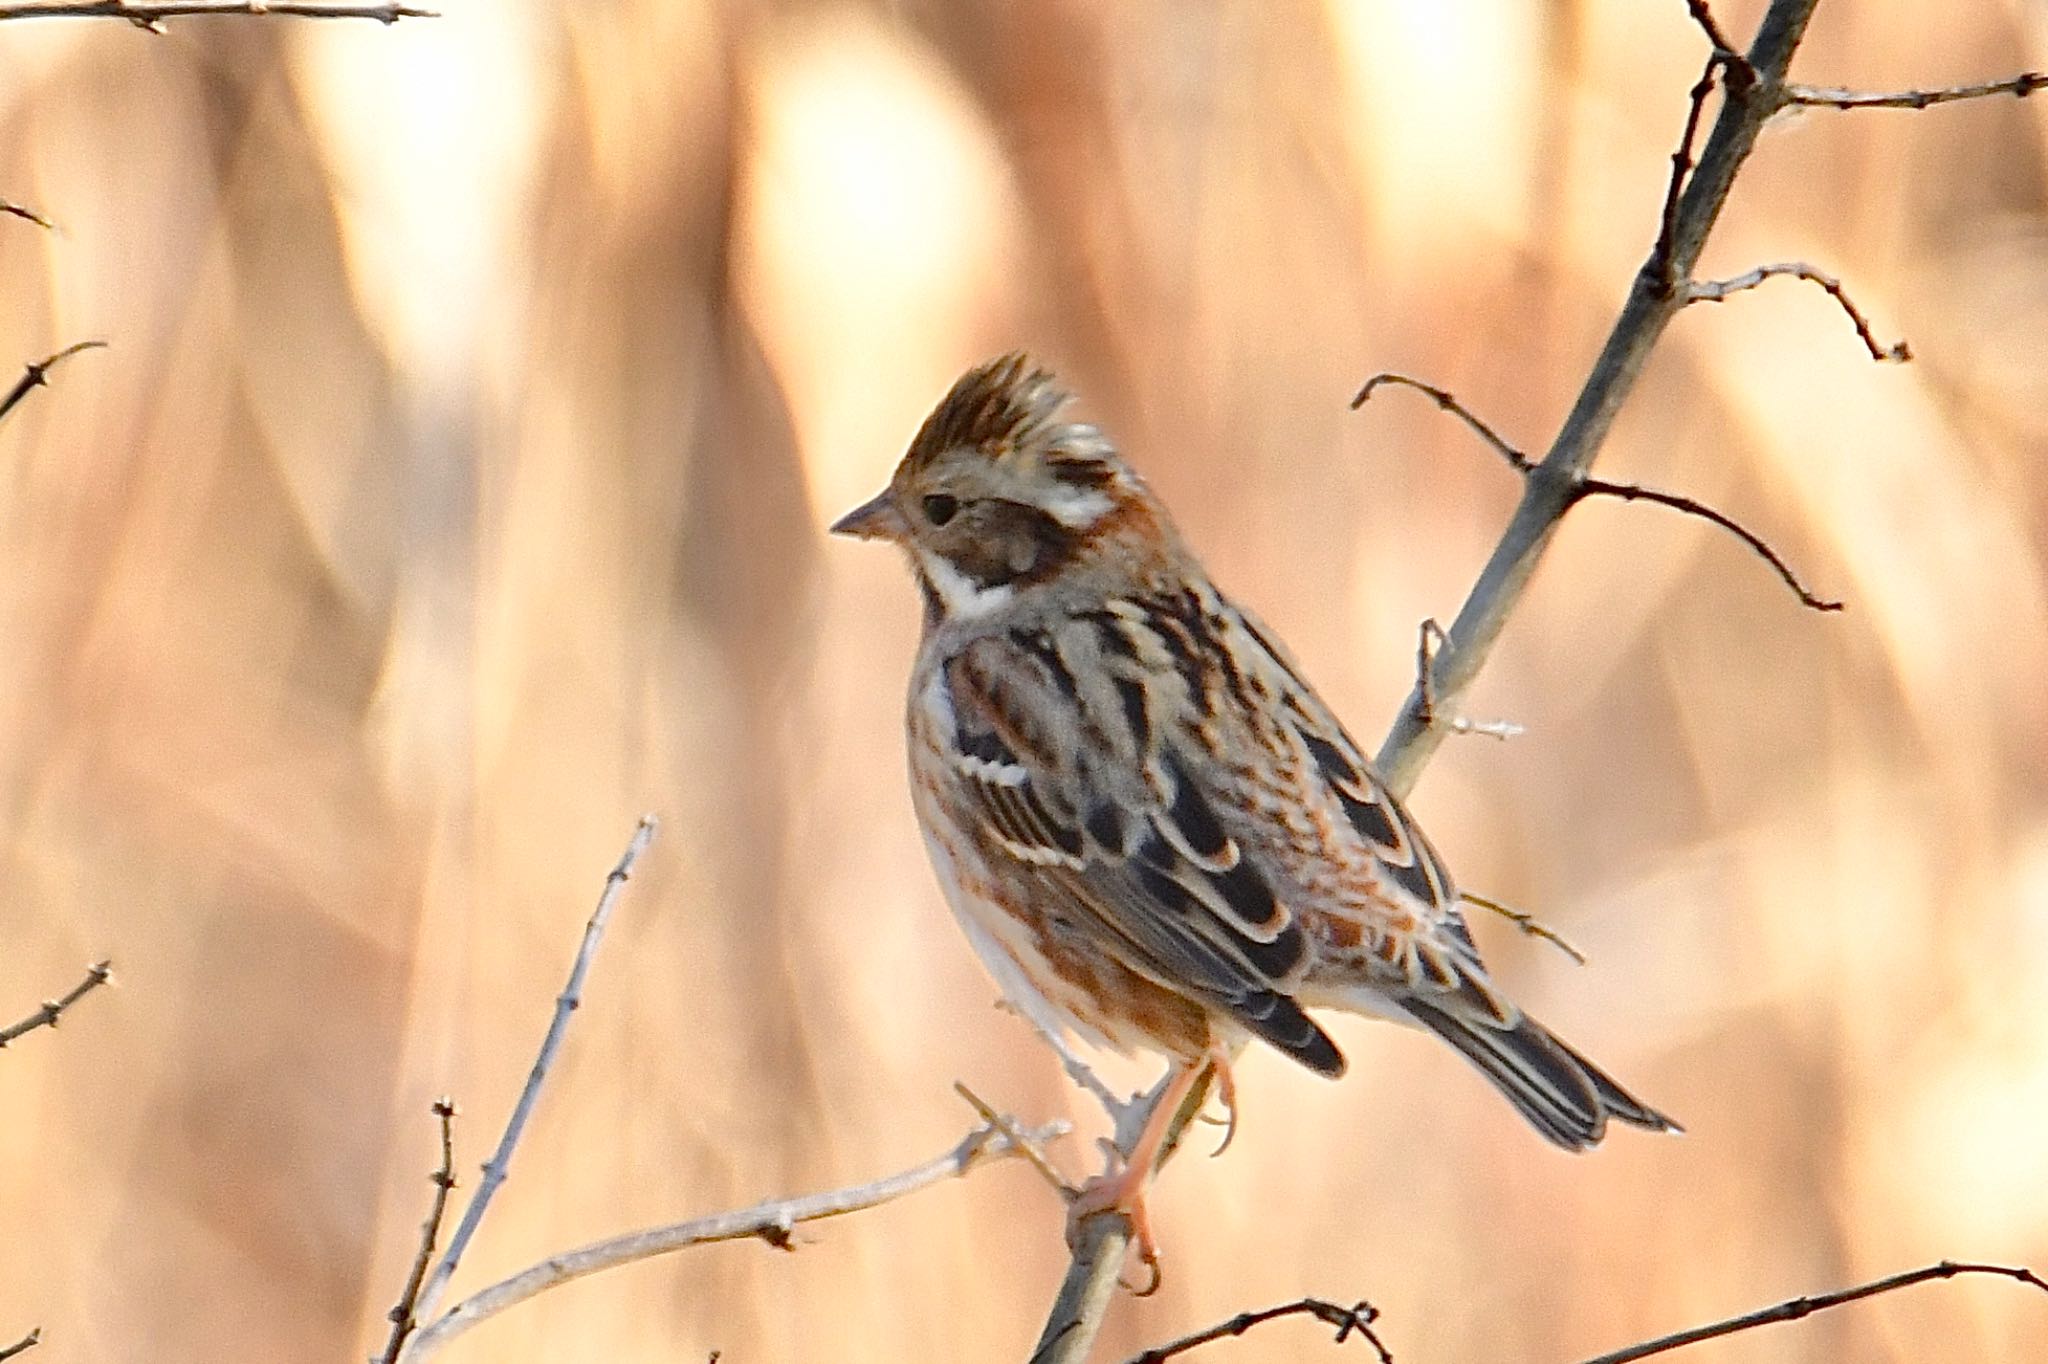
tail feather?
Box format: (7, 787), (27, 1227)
(1402, 999), (1679, 1151)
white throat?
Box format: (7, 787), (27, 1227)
(917, 549), (1016, 621)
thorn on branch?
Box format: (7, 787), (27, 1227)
(756, 1219), (796, 1253)
(1684, 262), (1910, 362)
(1352, 373), (1530, 472)
(0, 959), (114, 1049)
(1785, 72), (2047, 112)
(1571, 477), (1843, 611)
(1577, 1260), (2048, 1364)
(378, 1099), (460, 1364)
(0, 1329), (40, 1362)
(1124, 1297), (1392, 1364)
(0, 340), (108, 431)
(1461, 890), (1587, 966)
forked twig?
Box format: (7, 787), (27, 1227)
(1785, 72), (2047, 111)
(954, 1081), (1076, 1196)
(377, 1099), (459, 1364)
(0, 960), (114, 1049)
(1460, 891), (1587, 966)
(1577, 1260), (2048, 1364)
(1125, 1297), (1392, 1364)
(1353, 372), (1841, 614)
(1684, 262), (1909, 362)
(407, 816), (659, 1329)
(0, 342), (107, 430)
(402, 1115), (1070, 1362)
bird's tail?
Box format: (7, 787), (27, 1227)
(1401, 998), (1679, 1151)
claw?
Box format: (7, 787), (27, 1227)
(1206, 1047), (1240, 1157)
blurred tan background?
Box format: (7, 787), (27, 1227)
(2, 1), (2045, 1360)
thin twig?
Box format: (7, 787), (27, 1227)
(1125, 1297), (1392, 1364)
(408, 816), (659, 1330)
(1416, 619), (1524, 741)
(1352, 373), (1530, 472)
(401, 1116), (1070, 1363)
(0, 341), (106, 430)
(1573, 478), (1844, 611)
(1684, 262), (1910, 362)
(0, 0), (433, 24)
(1577, 1260), (2048, 1364)
(1373, 0), (1826, 798)
(1785, 72), (2047, 111)
(0, 960), (113, 1049)
(1680, 0), (1744, 70)
(0, 1330), (38, 1362)
(999, 998), (1139, 1135)
(1653, 56), (1725, 293)
(0, 200), (52, 230)
(378, 1099), (459, 1364)
(954, 1081), (1076, 1196)
(1460, 891), (1587, 967)
(1356, 369), (1840, 614)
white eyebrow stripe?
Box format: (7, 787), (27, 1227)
(1039, 485), (1114, 527)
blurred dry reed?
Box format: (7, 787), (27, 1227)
(2, 1), (2045, 1361)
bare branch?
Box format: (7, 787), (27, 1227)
(0, 341), (107, 431)
(1653, 55), (1726, 293)
(1373, 0), (1826, 797)
(0, 1329), (39, 1362)
(378, 1099), (459, 1364)
(1680, 1), (1745, 71)
(1, 200), (52, 230)
(401, 1115), (1071, 1363)
(1030, 1066), (1216, 1364)
(1416, 619), (1524, 741)
(1125, 1298), (1391, 1364)
(0, 1), (434, 25)
(954, 1081), (1075, 1196)
(1573, 477), (1844, 611)
(1786, 72), (2047, 111)
(1352, 373), (1530, 472)
(0, 960), (113, 1049)
(408, 816), (659, 1329)
(1578, 1260), (2048, 1364)
(1684, 262), (1909, 362)
(1460, 890), (1587, 967)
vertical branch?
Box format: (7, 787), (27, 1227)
(408, 816), (659, 1328)
(1372, 0), (1819, 799)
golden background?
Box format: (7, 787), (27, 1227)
(2, 1), (2045, 1360)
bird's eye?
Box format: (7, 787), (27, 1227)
(921, 494), (960, 526)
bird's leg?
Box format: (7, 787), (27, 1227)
(1065, 1059), (1201, 1294)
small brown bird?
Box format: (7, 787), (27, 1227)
(833, 355), (1675, 1272)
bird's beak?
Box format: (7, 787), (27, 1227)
(830, 489), (909, 542)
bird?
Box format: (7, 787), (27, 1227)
(831, 353), (1676, 1276)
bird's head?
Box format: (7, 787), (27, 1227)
(831, 354), (1159, 622)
